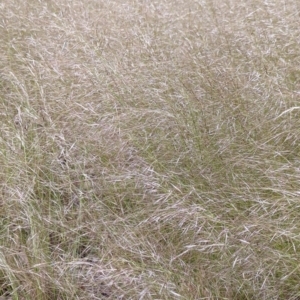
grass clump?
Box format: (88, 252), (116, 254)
(1, 0), (300, 299)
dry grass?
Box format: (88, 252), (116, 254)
(1, 0), (300, 299)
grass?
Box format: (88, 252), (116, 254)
(1, 0), (300, 299)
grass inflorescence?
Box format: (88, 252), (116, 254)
(1, 0), (300, 299)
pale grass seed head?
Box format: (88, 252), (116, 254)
(1, 0), (300, 299)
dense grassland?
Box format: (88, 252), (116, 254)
(1, 0), (300, 299)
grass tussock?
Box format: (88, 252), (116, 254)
(1, 0), (300, 299)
